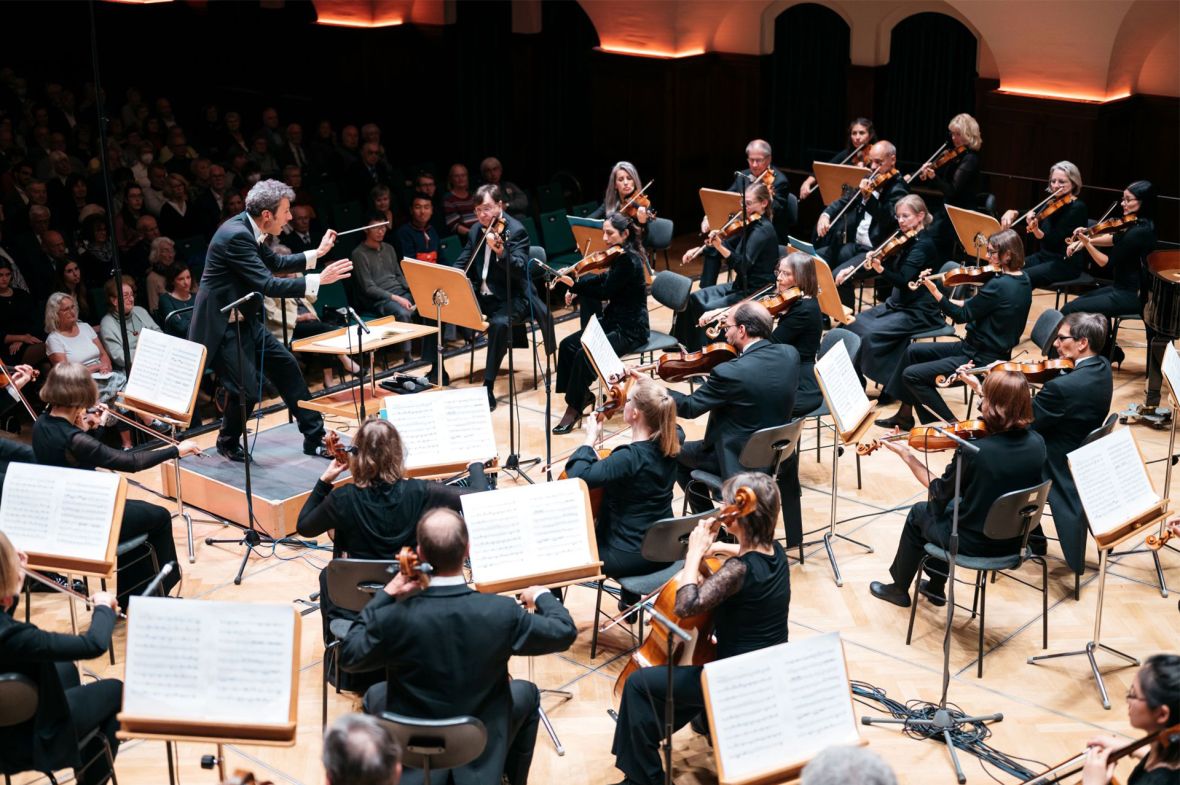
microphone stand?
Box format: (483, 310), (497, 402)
(338, 307), (369, 420)
(532, 258), (554, 480)
(862, 427), (998, 785)
(501, 236), (539, 484)
(644, 601), (692, 785)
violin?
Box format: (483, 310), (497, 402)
(394, 545), (433, 589)
(838, 142), (871, 168)
(461, 214), (510, 274)
(619, 181), (656, 221)
(548, 244), (624, 290)
(1083, 213), (1139, 240)
(0, 363), (38, 420)
(757, 168), (778, 199)
(631, 343), (739, 383)
(909, 263), (1001, 290)
(1017, 723), (1180, 785)
(935, 357), (1073, 388)
(323, 430), (352, 463)
(858, 167), (899, 197)
(1146, 528), (1175, 551)
(1028, 192), (1075, 229)
(612, 486), (758, 699)
(682, 212), (763, 265)
(856, 419), (988, 455)
(904, 143), (969, 183)
(703, 287), (802, 339)
(852, 227), (919, 275)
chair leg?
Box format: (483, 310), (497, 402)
(855, 452), (862, 489)
(468, 336), (477, 383)
(978, 571), (987, 678)
(814, 416), (822, 462)
(322, 643), (331, 729)
(590, 581), (604, 660)
(970, 572), (982, 619)
(1042, 559), (1049, 649)
(1074, 569), (1080, 601)
(906, 556), (927, 645)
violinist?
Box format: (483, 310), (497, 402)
(875, 228), (1031, 429)
(1001, 161), (1089, 288)
(1063, 181), (1157, 369)
(552, 213), (650, 434)
(842, 195), (945, 391)
(32, 362), (202, 608)
(817, 140), (909, 308)
(913, 113), (982, 258)
(798, 117), (877, 201)
(611, 473), (790, 785)
(675, 182), (779, 352)
(1081, 654), (1179, 785)
(562, 377), (678, 595)
(591, 162), (651, 226)
(767, 252), (823, 416)
(868, 370), (1046, 608)
(698, 139), (790, 286)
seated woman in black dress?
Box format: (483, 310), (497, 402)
(611, 472), (790, 785)
(32, 362), (200, 608)
(552, 212), (650, 434)
(0, 260), (46, 370)
(1082, 654), (1179, 785)
(156, 262), (195, 337)
(868, 369), (1046, 607)
(1000, 160), (1088, 288)
(562, 376), (679, 588)
(0, 531), (122, 785)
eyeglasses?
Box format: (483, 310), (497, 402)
(985, 247), (998, 255)
(747, 157), (767, 164)
(724, 322), (739, 332)
(1053, 333), (1074, 342)
(775, 269), (792, 279)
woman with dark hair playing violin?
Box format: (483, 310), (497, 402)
(1001, 161), (1089, 288)
(875, 228), (1031, 430)
(1062, 180), (1158, 368)
(867, 369), (1046, 608)
(552, 213), (650, 434)
(591, 161), (652, 226)
(610, 472), (790, 785)
(798, 117), (877, 201)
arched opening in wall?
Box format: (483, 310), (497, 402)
(878, 12), (977, 168)
(770, 3), (850, 170)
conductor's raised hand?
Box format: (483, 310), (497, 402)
(315, 229), (337, 258)
(319, 258), (353, 285)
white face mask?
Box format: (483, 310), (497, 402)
(139, 152), (153, 165)
(247, 173), (261, 185)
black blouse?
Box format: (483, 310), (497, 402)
(0, 288), (43, 342)
(1033, 198), (1088, 258)
(32, 412), (179, 471)
(723, 218), (780, 294)
(569, 248), (649, 342)
(1128, 756), (1180, 784)
(881, 232), (942, 317)
(771, 297), (822, 364)
(929, 150), (980, 209)
(1105, 220), (1157, 292)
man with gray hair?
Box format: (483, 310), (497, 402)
(189, 179), (353, 462)
(322, 713), (401, 785)
(800, 746), (897, 785)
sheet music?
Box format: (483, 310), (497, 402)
(1068, 427), (1160, 537)
(461, 479), (593, 585)
(814, 339), (870, 434)
(123, 329), (205, 415)
(1163, 341), (1180, 400)
(786, 236), (817, 257)
(311, 323), (416, 353)
(0, 463), (120, 562)
(382, 387), (497, 470)
(704, 633), (858, 782)
(123, 597), (294, 726)
(580, 314), (625, 385)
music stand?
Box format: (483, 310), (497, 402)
(401, 259), (488, 390)
(795, 247), (855, 326)
(699, 188), (742, 232)
(812, 162), (868, 205)
(569, 217), (606, 258)
(946, 206), (1001, 263)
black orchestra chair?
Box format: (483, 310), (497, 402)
(321, 558), (398, 728)
(644, 217), (675, 272)
(1030, 308), (1066, 357)
(909, 262), (962, 343)
(379, 713), (487, 785)
(619, 270), (683, 369)
(905, 479), (1052, 678)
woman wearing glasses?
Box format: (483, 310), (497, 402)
(1082, 654), (1179, 784)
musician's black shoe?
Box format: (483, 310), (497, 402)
(552, 415), (582, 435)
(1028, 535), (1049, 556)
(870, 580), (911, 607)
(304, 443), (333, 459)
(216, 440), (250, 463)
(874, 412), (914, 430)
(486, 385), (498, 412)
(918, 579), (947, 607)
(1111, 345), (1126, 368)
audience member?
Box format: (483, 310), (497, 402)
(144, 236), (176, 314)
(443, 163), (476, 239)
(122, 213), (159, 280)
(158, 126), (198, 174)
(220, 110), (249, 160)
(53, 258), (96, 325)
(115, 182), (146, 251)
(284, 203), (321, 254)
(44, 292), (126, 409)
(192, 163), (227, 238)
(0, 260), (45, 367)
(346, 142), (393, 202)
(156, 262), (194, 337)
(249, 134), (279, 179)
(277, 122), (310, 174)
(99, 275), (160, 370)
(393, 192), (441, 263)
(369, 184), (396, 229)
(142, 162), (168, 216)
(77, 212), (114, 287)
(409, 170), (447, 236)
(158, 173), (199, 240)
(480, 156), (529, 217)
(336, 124), (361, 172)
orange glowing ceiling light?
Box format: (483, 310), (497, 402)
(996, 85), (1133, 104)
(314, 1), (405, 28)
(595, 44), (706, 60)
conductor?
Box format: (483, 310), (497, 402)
(189, 180), (353, 461)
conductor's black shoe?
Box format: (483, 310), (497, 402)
(304, 443), (333, 459)
(918, 579), (947, 607)
(869, 581), (911, 607)
(874, 413), (914, 430)
(486, 386), (498, 411)
(216, 441), (250, 463)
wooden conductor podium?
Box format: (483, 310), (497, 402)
(811, 161), (868, 206)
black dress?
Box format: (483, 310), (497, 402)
(1061, 220), (1157, 319)
(1128, 756), (1180, 784)
(32, 412), (182, 605)
(926, 149), (980, 257)
(1022, 199), (1089, 287)
(0, 287), (44, 364)
(772, 296), (823, 416)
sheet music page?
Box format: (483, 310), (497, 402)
(461, 479), (592, 585)
(383, 387), (497, 470)
(0, 463), (119, 562)
(311, 324), (415, 353)
(1068, 427), (1160, 536)
(580, 314), (625, 385)
(123, 597), (294, 726)
(1163, 341), (1180, 399)
(704, 633), (858, 783)
(814, 339), (870, 434)
(123, 329), (205, 415)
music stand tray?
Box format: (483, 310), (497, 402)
(812, 162), (869, 205)
(401, 258), (488, 389)
(700, 188), (742, 231)
(945, 206), (1001, 262)
(569, 216), (606, 259)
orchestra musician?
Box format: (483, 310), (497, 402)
(453, 183), (549, 412)
(675, 182), (779, 352)
(1063, 180), (1157, 370)
(581, 162), (653, 328)
(33, 362), (202, 608)
(840, 195), (945, 393)
(561, 376), (679, 595)
(669, 302), (804, 546)
(188, 179), (353, 462)
(1000, 161), (1089, 288)
(0, 531), (122, 785)
(875, 228), (1032, 429)
(868, 370), (1046, 608)
(338, 507), (577, 785)
(798, 117), (877, 201)
(816, 140), (909, 308)
(610, 472), (790, 785)
(955, 312), (1111, 574)
(698, 139), (790, 287)
(913, 113), (982, 258)
(552, 213), (650, 435)
(1081, 654), (1179, 785)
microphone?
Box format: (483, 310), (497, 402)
(164, 306), (194, 325)
(930, 425), (981, 454)
(336, 306), (371, 334)
(734, 170), (753, 181)
(220, 291), (259, 314)
(143, 562), (175, 597)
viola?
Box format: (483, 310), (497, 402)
(1028, 192), (1075, 229)
(631, 343), (739, 383)
(856, 419), (988, 455)
(594, 377), (633, 422)
(909, 263), (1001, 290)
(682, 212), (763, 265)
(1017, 723), (1180, 785)
(612, 486), (758, 699)
(548, 244), (624, 290)
(935, 358), (1073, 388)
(858, 167), (899, 197)
(395, 545), (433, 589)
(703, 287), (802, 339)
(323, 430), (352, 463)
(0, 363), (37, 420)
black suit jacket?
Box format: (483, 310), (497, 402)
(728, 167), (791, 217)
(188, 212), (314, 366)
(453, 214), (531, 313)
(822, 175), (909, 248)
(339, 585), (576, 785)
(670, 340), (800, 478)
(1031, 356), (1113, 573)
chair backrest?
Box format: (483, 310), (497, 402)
(0, 672), (38, 727)
(641, 510), (717, 563)
(739, 418), (806, 474)
(819, 327), (861, 361)
(644, 217), (674, 251)
(1030, 308), (1064, 356)
(981, 480), (1052, 545)
(650, 270), (693, 312)
(535, 182), (566, 214)
(1082, 412), (1118, 446)
(517, 215), (541, 248)
(324, 558), (398, 614)
(380, 713), (488, 772)
(571, 201), (598, 218)
(782, 192), (799, 229)
(976, 192), (997, 218)
(314, 281), (349, 319)
(438, 235), (463, 266)
(529, 245), (549, 267)
(537, 210), (576, 256)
